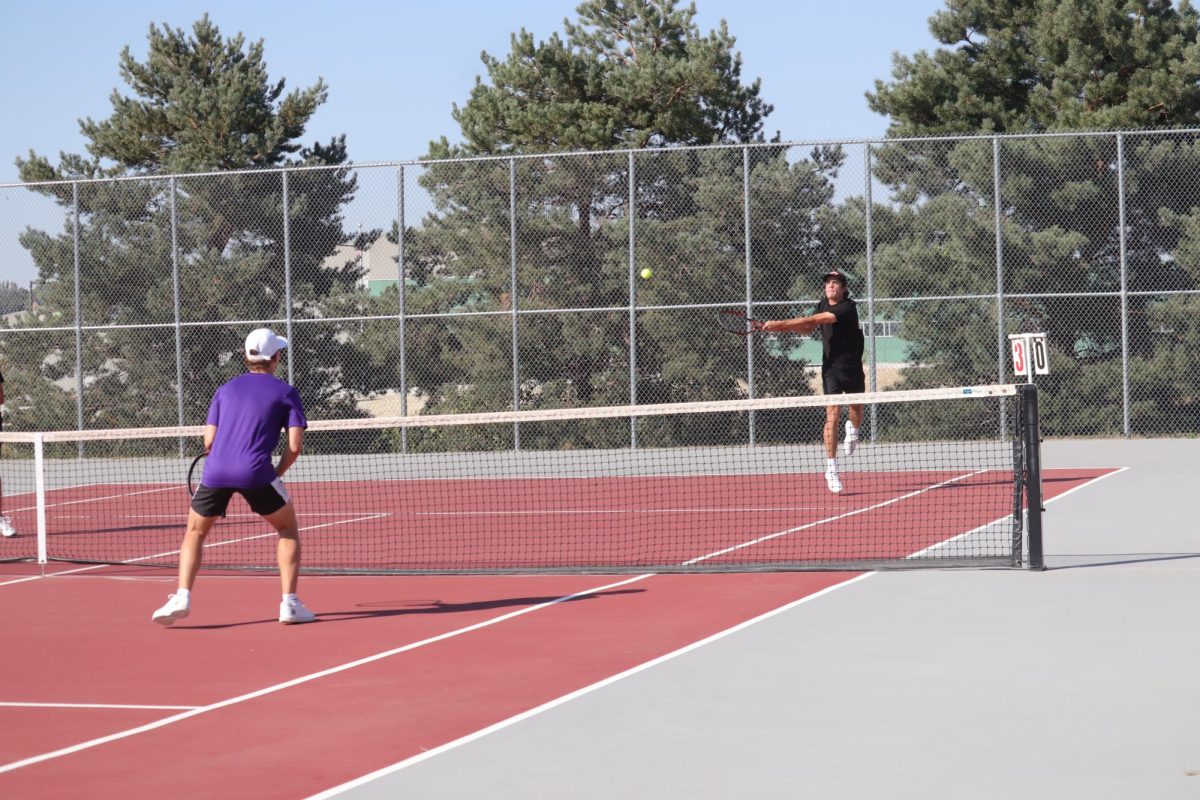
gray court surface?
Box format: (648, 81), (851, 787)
(335, 440), (1199, 800)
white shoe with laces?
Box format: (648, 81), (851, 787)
(0, 515), (15, 537)
(843, 421), (859, 456)
(152, 593), (190, 626)
(824, 468), (843, 494)
(279, 597), (317, 624)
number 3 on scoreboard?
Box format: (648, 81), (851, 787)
(1011, 338), (1027, 377)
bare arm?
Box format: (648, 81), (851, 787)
(202, 424), (217, 454)
(275, 427), (304, 478)
(762, 311), (836, 335)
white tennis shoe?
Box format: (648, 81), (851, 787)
(824, 468), (843, 494)
(152, 593), (190, 626)
(0, 515), (15, 537)
(279, 597), (317, 624)
(843, 422), (859, 456)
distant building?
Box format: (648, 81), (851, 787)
(322, 234), (400, 296)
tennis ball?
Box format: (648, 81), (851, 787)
(640, 268), (653, 280)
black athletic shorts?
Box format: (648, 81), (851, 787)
(191, 479), (290, 518)
(822, 364), (866, 395)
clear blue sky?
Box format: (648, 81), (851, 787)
(0, 0), (946, 283)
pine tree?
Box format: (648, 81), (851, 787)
(11, 16), (365, 429)
(864, 0), (1200, 434)
(382, 0), (854, 447)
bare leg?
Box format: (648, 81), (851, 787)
(178, 510), (219, 591)
(263, 503), (301, 595)
(823, 406), (840, 458)
(848, 404), (864, 430)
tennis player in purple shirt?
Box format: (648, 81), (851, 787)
(152, 328), (316, 625)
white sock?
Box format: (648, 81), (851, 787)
(826, 458), (838, 472)
(283, 593), (297, 603)
(175, 588), (190, 599)
(846, 423), (858, 437)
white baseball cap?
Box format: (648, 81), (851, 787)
(244, 328), (289, 362)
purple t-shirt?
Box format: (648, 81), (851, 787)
(202, 373), (308, 489)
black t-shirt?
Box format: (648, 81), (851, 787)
(814, 297), (864, 368)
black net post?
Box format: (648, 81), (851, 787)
(1019, 384), (1045, 570)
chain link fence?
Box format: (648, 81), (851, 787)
(3, 130), (1200, 442)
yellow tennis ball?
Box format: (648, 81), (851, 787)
(640, 268), (653, 280)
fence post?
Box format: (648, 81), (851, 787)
(72, 182), (84, 453)
(282, 169), (294, 385)
(1116, 133), (1130, 437)
(170, 177), (185, 455)
(743, 146), (756, 444)
(397, 166), (409, 452)
(509, 158), (520, 449)
(993, 136), (1008, 438)
(864, 143), (877, 440)
(628, 151), (638, 448)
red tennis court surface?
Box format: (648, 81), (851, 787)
(1, 467), (1057, 570)
(0, 468), (1110, 798)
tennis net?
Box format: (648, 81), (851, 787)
(0, 383), (1043, 573)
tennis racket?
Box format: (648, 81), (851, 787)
(717, 309), (766, 336)
(187, 452), (205, 497)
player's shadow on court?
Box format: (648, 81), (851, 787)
(172, 589), (645, 629)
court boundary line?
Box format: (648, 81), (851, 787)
(309, 469), (1122, 797)
(0, 471), (974, 771)
(5, 484), (179, 514)
(0, 470), (1114, 775)
(908, 467), (1129, 560)
(683, 468), (987, 565)
(307, 572), (876, 798)
(2, 467), (1010, 577)
(0, 702), (200, 711)
(0, 513), (391, 588)
(0, 573), (655, 775)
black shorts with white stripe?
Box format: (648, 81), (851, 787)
(191, 479), (290, 518)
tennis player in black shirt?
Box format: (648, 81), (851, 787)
(761, 270), (865, 493)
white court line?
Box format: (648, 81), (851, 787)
(5, 484), (179, 514)
(307, 573), (876, 798)
(116, 513), (395, 566)
(408, 506), (825, 515)
(312, 469), (1124, 797)
(1041, 466), (1129, 503)
(0, 702), (200, 711)
(910, 467), (1131, 560)
(0, 573), (654, 775)
(0, 476), (933, 771)
(0, 513), (391, 588)
(683, 468), (987, 566)
(0, 469), (1117, 776)
(48, 512), (393, 519)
